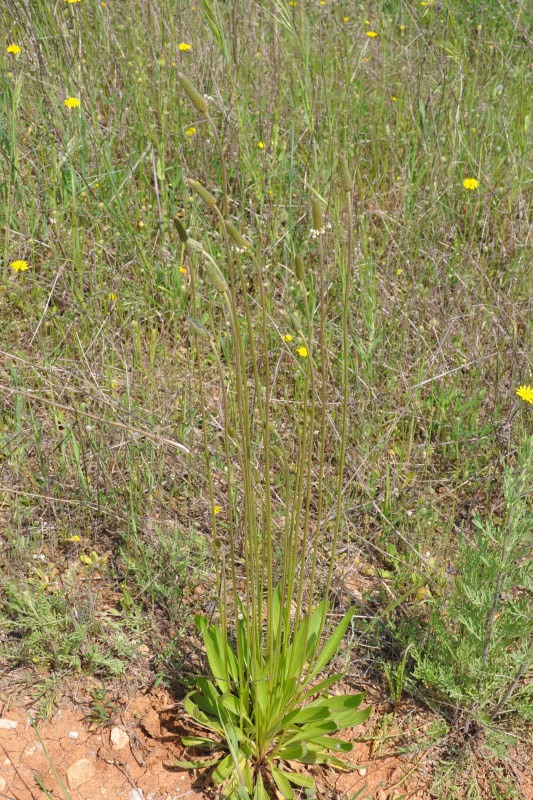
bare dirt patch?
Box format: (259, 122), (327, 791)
(0, 686), (427, 800)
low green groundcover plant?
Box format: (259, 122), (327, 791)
(173, 74), (370, 798)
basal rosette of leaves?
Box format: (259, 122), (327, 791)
(177, 602), (370, 799)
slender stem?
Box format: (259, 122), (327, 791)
(207, 113), (229, 217)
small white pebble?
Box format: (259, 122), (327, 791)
(358, 767), (367, 776)
(0, 719), (17, 730)
(68, 731), (79, 739)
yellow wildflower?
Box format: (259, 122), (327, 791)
(343, 16), (349, 22)
(6, 44), (21, 55)
(108, 292), (116, 301)
(258, 141), (265, 149)
(463, 178), (479, 190)
(366, 31), (378, 37)
(282, 334), (293, 342)
(10, 259), (29, 272)
(69, 535), (81, 542)
(297, 346), (308, 358)
(516, 385), (533, 405)
(213, 505), (221, 515)
(178, 43), (191, 51)
(64, 97), (80, 108)
(396, 268), (403, 275)
(64, 0), (81, 3)
(185, 126), (196, 136)
(179, 266), (187, 274)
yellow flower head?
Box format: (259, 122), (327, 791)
(185, 126), (196, 136)
(396, 268), (403, 275)
(258, 141), (265, 149)
(179, 266), (187, 274)
(282, 334), (293, 342)
(108, 292), (117, 301)
(64, 97), (80, 108)
(6, 44), (21, 55)
(10, 259), (29, 272)
(366, 31), (378, 38)
(178, 43), (191, 51)
(297, 346), (308, 358)
(65, 0), (81, 3)
(343, 16), (349, 22)
(213, 505), (221, 515)
(516, 385), (533, 405)
(69, 535), (81, 542)
(463, 178), (479, 190)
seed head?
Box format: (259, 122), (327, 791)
(188, 179), (217, 209)
(173, 216), (188, 242)
(186, 238), (204, 254)
(225, 221), (249, 250)
(188, 318), (211, 340)
(338, 157), (352, 192)
(177, 72), (208, 113)
(204, 260), (229, 294)
(311, 198), (324, 232)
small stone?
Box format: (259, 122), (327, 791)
(110, 726), (129, 751)
(0, 719), (17, 730)
(66, 758), (96, 789)
(138, 644), (150, 654)
(0, 777), (6, 792)
(358, 767), (367, 776)
(68, 731), (79, 739)
(130, 789), (144, 800)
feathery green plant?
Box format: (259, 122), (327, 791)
(411, 436), (533, 731)
(175, 79), (369, 798)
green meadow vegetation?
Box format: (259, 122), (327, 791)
(1, 0), (532, 798)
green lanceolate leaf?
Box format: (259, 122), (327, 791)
(184, 692), (225, 736)
(220, 692), (252, 724)
(211, 752), (238, 785)
(280, 720), (338, 747)
(181, 735), (222, 749)
(196, 616), (237, 691)
(253, 771), (270, 800)
(279, 769), (316, 790)
(300, 672), (345, 702)
(271, 765), (295, 799)
(174, 755), (223, 769)
(308, 607), (355, 681)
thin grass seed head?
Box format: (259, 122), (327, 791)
(225, 221), (249, 251)
(173, 216), (189, 243)
(204, 261), (229, 294)
(338, 157), (352, 192)
(177, 72), (208, 113)
(311, 198), (324, 232)
(185, 238), (204, 254)
(186, 240), (229, 294)
(187, 179), (217, 209)
(188, 318), (211, 341)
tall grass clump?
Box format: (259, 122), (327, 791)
(175, 80), (369, 799)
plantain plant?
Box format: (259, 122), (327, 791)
(175, 74), (370, 799)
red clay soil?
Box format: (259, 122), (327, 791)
(0, 686), (429, 800)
